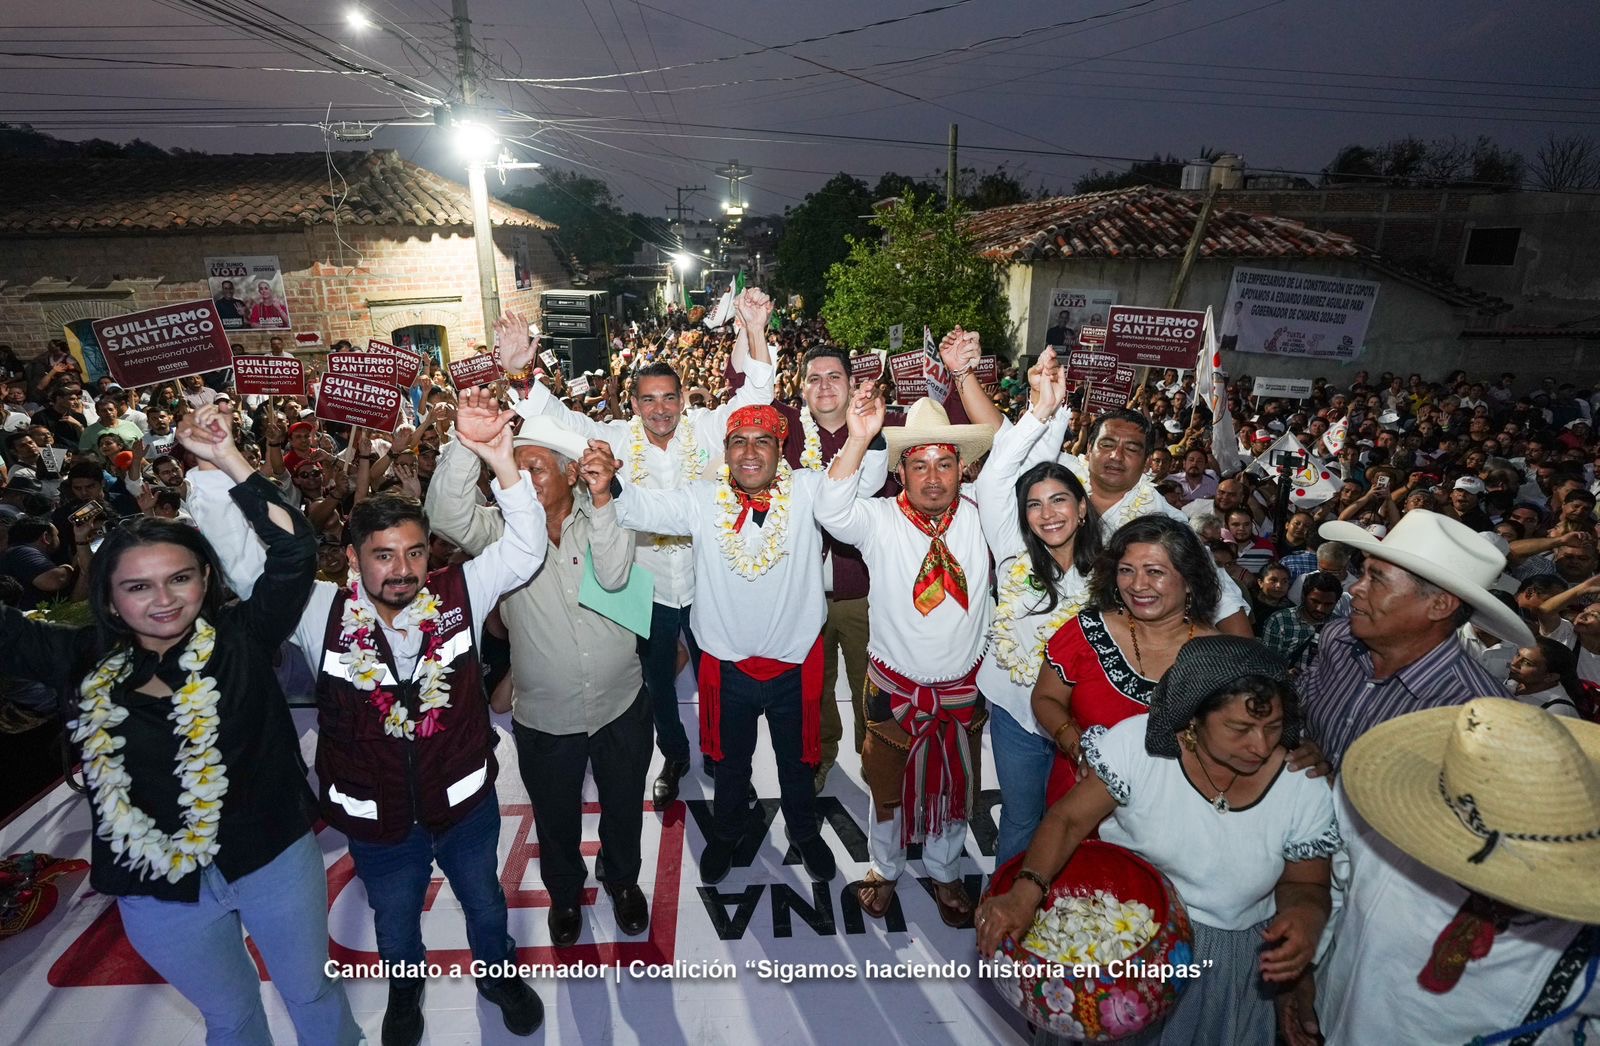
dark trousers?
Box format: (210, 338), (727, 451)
(511, 690), (653, 909)
(710, 661), (820, 847)
(345, 787), (512, 965)
(640, 601), (699, 762)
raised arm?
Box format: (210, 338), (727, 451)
(580, 437), (698, 537)
(451, 387), (549, 633)
(576, 442), (635, 591)
(815, 380), (888, 546)
(422, 436), (502, 557)
(976, 356), (1070, 557)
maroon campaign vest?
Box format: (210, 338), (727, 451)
(313, 564), (496, 843)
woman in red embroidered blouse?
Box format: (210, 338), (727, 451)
(1034, 515), (1221, 803)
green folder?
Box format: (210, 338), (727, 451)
(579, 550), (655, 638)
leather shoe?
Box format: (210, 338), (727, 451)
(548, 904), (582, 947)
(813, 760), (834, 794)
(477, 975), (544, 1036)
(795, 834), (837, 882)
(606, 882), (650, 935)
(382, 976), (425, 1046)
(699, 836), (737, 885)
(653, 758), (691, 806)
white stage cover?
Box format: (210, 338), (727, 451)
(0, 685), (1030, 1045)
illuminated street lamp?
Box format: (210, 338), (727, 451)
(346, 7), (373, 30)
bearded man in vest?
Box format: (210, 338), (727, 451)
(188, 387), (548, 1046)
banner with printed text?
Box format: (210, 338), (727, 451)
(1044, 287), (1117, 351)
(1219, 266), (1380, 361)
(315, 374), (401, 431)
(206, 255), (291, 331)
(232, 353), (306, 397)
(92, 300), (234, 387)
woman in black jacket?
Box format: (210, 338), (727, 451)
(1, 404), (358, 1044)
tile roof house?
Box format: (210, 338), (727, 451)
(0, 150), (567, 364)
(960, 187), (1519, 381)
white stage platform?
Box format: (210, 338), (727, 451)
(0, 684), (1030, 1045)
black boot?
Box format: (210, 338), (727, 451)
(653, 758), (691, 806)
(381, 976), (426, 1046)
(477, 974), (544, 1036)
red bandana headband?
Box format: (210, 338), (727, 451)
(726, 404), (789, 443)
(900, 441), (959, 462)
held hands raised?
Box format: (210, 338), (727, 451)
(734, 288), (773, 333)
(453, 387), (518, 478)
(176, 404), (240, 466)
(845, 378), (886, 443)
(578, 439), (621, 506)
(492, 310), (537, 374)
(1030, 347), (1068, 419)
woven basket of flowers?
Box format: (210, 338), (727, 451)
(984, 841), (1195, 1041)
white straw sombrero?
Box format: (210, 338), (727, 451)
(1343, 698), (1600, 923)
(1319, 509), (1533, 647)
(883, 398), (995, 464)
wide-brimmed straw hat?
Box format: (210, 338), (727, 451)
(1318, 510), (1533, 647)
(1343, 698), (1600, 923)
(882, 397), (995, 463)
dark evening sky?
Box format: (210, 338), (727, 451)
(6, 0), (1599, 218)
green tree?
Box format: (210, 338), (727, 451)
(1072, 154), (1187, 194)
(500, 169), (637, 270)
(773, 173), (873, 314)
(821, 191), (1010, 356)
(873, 171), (941, 202)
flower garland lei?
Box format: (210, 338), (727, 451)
(1064, 456), (1155, 532)
(628, 414), (703, 484)
(338, 585), (454, 740)
(990, 557), (1087, 685)
(713, 462), (793, 579)
(798, 409), (823, 471)
(70, 619), (228, 884)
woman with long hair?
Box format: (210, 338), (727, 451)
(0, 404), (358, 1044)
(974, 359), (1102, 867)
(1032, 514), (1221, 804)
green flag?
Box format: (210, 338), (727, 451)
(735, 271), (748, 293)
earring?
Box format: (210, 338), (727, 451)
(1180, 725), (1198, 751)
(1183, 591), (1194, 621)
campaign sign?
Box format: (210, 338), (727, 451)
(1067, 348), (1121, 383)
(887, 352), (924, 405)
(567, 375), (591, 397)
(1077, 324), (1107, 349)
(1104, 306), (1206, 368)
(849, 353), (883, 382)
(448, 353), (503, 391)
(367, 339), (422, 387)
(1086, 366), (1137, 412)
(232, 354), (305, 397)
(92, 300), (233, 387)
(328, 351), (398, 386)
(315, 374), (401, 432)
(1250, 376), (1315, 399)
(539, 349), (558, 370)
(975, 356), (1000, 389)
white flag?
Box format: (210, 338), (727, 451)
(923, 325), (951, 404)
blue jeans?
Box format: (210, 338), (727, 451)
(711, 661), (819, 846)
(346, 787), (513, 966)
(117, 832), (359, 1046)
(991, 703), (1058, 869)
(640, 601), (699, 763)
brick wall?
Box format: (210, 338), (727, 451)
(0, 223), (567, 361)
(1219, 187), (1475, 268)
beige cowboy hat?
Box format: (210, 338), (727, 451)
(1343, 698), (1600, 923)
(1318, 510), (1534, 647)
(513, 413), (587, 461)
(882, 398), (995, 464)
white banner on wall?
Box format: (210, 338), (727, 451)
(1218, 266), (1379, 362)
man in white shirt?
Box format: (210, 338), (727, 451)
(1280, 700), (1600, 1046)
(580, 403), (838, 887)
(495, 292), (777, 806)
(186, 390), (549, 1043)
(816, 388), (996, 929)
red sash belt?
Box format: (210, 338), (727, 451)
(698, 634), (825, 766)
(868, 657), (980, 846)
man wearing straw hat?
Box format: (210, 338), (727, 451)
(577, 403), (839, 888)
(1302, 510), (1529, 773)
(815, 384), (997, 928)
(1277, 698), (1600, 1045)
(425, 413), (650, 950)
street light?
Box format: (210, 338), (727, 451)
(346, 7), (373, 30)
(452, 120), (499, 163)
(673, 252), (695, 272)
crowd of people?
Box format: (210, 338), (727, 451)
(1, 286), (1597, 1045)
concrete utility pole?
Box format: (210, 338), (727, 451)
(947, 123), (959, 207)
(454, 0), (501, 353)
(666, 185), (705, 223)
